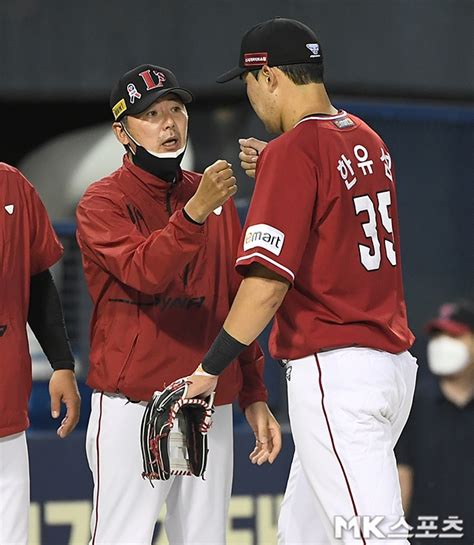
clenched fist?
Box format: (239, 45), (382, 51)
(238, 137), (268, 178)
(184, 160), (237, 223)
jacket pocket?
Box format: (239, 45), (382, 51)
(115, 333), (139, 392)
(180, 242), (211, 296)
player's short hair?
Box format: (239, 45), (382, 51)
(249, 63), (324, 85)
(276, 63), (324, 84)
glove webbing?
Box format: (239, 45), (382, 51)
(141, 381), (213, 481)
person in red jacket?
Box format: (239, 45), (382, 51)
(0, 164), (80, 545)
(76, 64), (281, 545)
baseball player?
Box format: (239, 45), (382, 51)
(0, 163), (80, 545)
(76, 64), (281, 545)
(187, 18), (418, 544)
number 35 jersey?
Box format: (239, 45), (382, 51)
(236, 111), (415, 359)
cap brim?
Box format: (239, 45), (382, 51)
(216, 66), (246, 83)
(425, 319), (470, 336)
(165, 87), (193, 104)
(127, 87), (193, 116)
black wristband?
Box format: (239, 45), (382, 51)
(183, 208), (204, 225)
(51, 361), (75, 372)
(201, 328), (248, 376)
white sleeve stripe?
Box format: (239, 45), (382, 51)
(235, 252), (295, 281)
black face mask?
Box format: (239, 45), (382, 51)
(122, 124), (186, 183)
(131, 144), (186, 183)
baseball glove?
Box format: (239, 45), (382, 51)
(140, 378), (215, 481)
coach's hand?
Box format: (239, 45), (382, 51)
(184, 160), (237, 223)
(49, 370), (81, 439)
(245, 401), (281, 465)
(238, 137), (268, 178)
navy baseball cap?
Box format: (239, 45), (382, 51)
(426, 300), (474, 336)
(110, 64), (193, 121)
(216, 17), (323, 83)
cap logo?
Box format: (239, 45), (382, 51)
(112, 98), (127, 120)
(244, 52), (268, 67)
(127, 83), (142, 104)
(139, 69), (167, 91)
(306, 43), (321, 58)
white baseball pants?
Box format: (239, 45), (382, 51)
(86, 392), (233, 545)
(278, 348), (418, 545)
(0, 432), (29, 545)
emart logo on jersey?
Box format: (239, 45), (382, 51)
(244, 224), (285, 256)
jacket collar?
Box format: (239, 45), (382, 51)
(121, 154), (183, 197)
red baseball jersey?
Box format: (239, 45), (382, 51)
(236, 111), (414, 359)
(0, 164), (63, 437)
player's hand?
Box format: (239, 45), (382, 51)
(49, 370), (81, 439)
(185, 364), (218, 399)
(184, 160), (237, 223)
(245, 401), (281, 465)
(238, 137), (268, 178)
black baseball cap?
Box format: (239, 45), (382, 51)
(426, 300), (474, 336)
(216, 17), (323, 83)
(110, 64), (193, 121)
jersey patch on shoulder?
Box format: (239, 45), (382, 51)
(243, 224), (285, 256)
(332, 117), (355, 129)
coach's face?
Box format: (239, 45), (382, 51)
(243, 68), (281, 134)
(114, 94), (189, 153)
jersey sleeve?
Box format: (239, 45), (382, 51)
(235, 137), (318, 284)
(24, 178), (63, 275)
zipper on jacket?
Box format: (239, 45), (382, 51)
(165, 188), (173, 216)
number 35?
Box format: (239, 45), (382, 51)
(353, 190), (396, 271)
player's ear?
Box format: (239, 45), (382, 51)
(262, 66), (278, 92)
(112, 121), (130, 146)
(182, 104), (189, 120)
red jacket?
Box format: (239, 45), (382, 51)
(76, 156), (267, 408)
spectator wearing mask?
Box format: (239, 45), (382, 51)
(396, 300), (474, 543)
